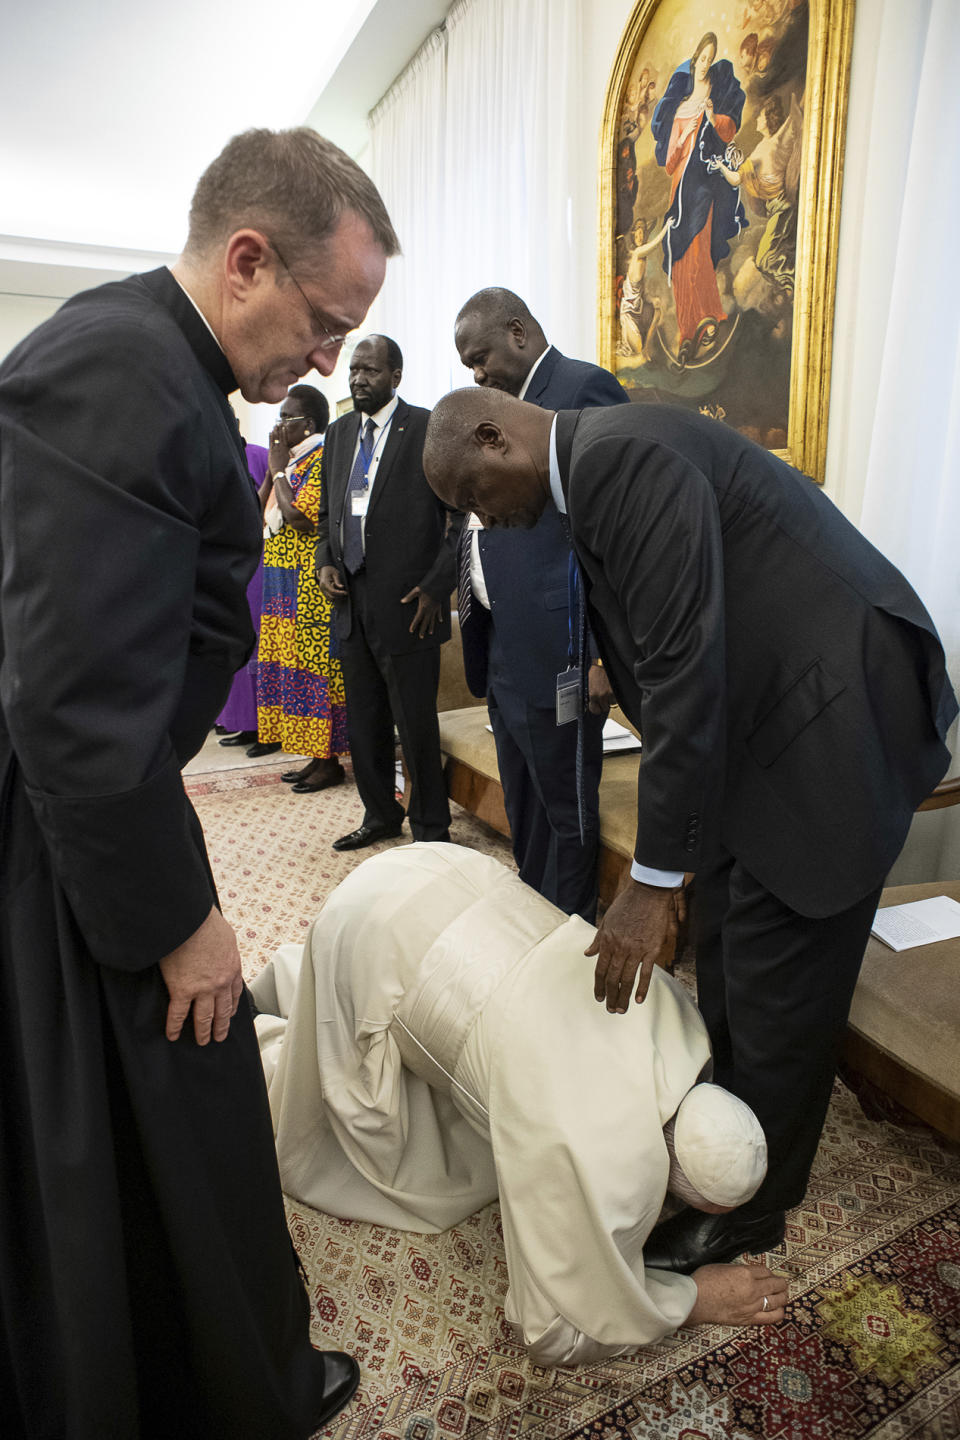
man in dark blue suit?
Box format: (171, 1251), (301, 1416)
(453, 288), (630, 920)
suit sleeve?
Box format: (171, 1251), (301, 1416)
(572, 435), (726, 872)
(1, 320), (221, 969)
(571, 367), (631, 409)
(407, 413), (464, 600)
(418, 503), (465, 601)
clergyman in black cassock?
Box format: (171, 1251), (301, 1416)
(0, 126), (396, 1439)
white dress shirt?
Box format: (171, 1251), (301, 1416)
(467, 348), (553, 604)
(347, 394), (399, 553)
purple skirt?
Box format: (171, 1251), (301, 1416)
(217, 559), (264, 732)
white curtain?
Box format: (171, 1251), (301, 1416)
(858, 0), (960, 678)
(369, 28), (448, 407)
(368, 0), (581, 407)
(854, 0), (959, 881)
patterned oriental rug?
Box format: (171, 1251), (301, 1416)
(188, 760), (960, 1440)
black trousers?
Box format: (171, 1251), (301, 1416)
(339, 573), (450, 842)
(693, 850), (882, 1217)
(487, 681), (603, 923)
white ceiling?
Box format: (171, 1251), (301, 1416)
(0, 0), (450, 296)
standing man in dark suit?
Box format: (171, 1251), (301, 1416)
(317, 335), (457, 851)
(453, 288), (630, 920)
(423, 389), (957, 1273)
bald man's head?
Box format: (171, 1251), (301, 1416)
(424, 389), (554, 529)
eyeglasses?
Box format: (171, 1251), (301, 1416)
(279, 415), (307, 426)
(267, 236), (349, 352)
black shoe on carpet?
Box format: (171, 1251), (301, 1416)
(309, 1350), (361, 1429)
(245, 741), (282, 758)
(218, 729), (257, 747)
(643, 1207), (786, 1275)
(332, 822), (403, 852)
(292, 764), (346, 793)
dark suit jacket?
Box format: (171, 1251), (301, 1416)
(461, 348), (629, 704)
(555, 404), (957, 918)
(317, 399), (459, 655)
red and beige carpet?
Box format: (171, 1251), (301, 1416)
(187, 753), (960, 1440)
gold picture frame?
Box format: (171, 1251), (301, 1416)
(597, 0), (854, 481)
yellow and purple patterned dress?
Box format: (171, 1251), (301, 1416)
(256, 436), (348, 758)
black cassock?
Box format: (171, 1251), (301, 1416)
(0, 269), (330, 1438)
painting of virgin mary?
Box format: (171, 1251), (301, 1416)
(651, 31), (747, 365)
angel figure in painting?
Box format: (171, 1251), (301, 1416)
(616, 218), (667, 364)
(651, 32), (747, 366)
(712, 93), (803, 300)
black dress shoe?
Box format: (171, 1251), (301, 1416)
(643, 1208), (786, 1275)
(292, 764), (345, 793)
(310, 1350), (361, 1428)
(245, 741), (282, 758)
(281, 768), (310, 783)
(332, 821), (403, 851)
(218, 729), (257, 747)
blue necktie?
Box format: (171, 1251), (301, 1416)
(560, 513), (589, 844)
(343, 418), (376, 574)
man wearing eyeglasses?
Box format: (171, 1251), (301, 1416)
(0, 128), (397, 1439)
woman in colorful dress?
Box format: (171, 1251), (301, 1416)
(257, 385), (348, 792)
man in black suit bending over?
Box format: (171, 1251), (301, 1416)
(453, 288), (629, 920)
(422, 388), (957, 1274)
(317, 336), (457, 851)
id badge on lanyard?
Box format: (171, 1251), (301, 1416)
(556, 666), (583, 725)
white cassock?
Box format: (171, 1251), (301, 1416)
(251, 844), (710, 1366)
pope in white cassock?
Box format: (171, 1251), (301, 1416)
(251, 844), (787, 1364)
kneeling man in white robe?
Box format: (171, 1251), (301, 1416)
(251, 844), (787, 1365)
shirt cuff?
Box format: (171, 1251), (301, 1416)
(631, 861), (685, 888)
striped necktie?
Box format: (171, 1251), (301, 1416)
(457, 525), (473, 625)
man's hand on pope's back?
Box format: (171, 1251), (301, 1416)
(586, 879), (685, 1011)
(159, 906), (245, 1045)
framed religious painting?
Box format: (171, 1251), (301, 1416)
(597, 0), (854, 481)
